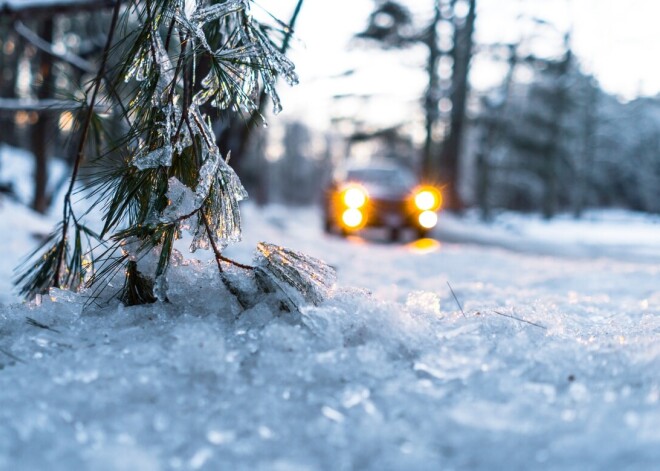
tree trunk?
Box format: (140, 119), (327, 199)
(31, 18), (56, 214)
(438, 0), (476, 211)
(476, 44), (517, 220)
(541, 37), (572, 219)
(573, 79), (597, 218)
(421, 1), (441, 178)
(0, 23), (21, 149)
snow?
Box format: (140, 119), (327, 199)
(1, 152), (660, 469)
(0, 145), (68, 209)
(436, 210), (660, 264)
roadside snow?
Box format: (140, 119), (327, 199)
(436, 210), (660, 263)
(0, 145), (68, 208)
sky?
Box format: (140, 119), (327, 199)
(267, 0), (660, 133)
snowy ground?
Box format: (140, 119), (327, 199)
(1, 188), (660, 469)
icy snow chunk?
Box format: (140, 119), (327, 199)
(406, 291), (441, 317)
(255, 242), (336, 306)
(48, 287), (82, 304)
(321, 406), (345, 423)
(206, 429), (236, 445)
(131, 145), (173, 170)
(340, 385), (371, 409)
(161, 177), (196, 222)
(189, 447), (213, 469)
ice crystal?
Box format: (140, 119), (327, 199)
(161, 177), (197, 222)
(182, 4), (297, 115)
(124, 50), (152, 83)
(183, 0), (198, 19)
(255, 242), (336, 306)
(132, 145), (173, 170)
(189, 149), (248, 252)
(153, 32), (176, 96)
(189, 0), (246, 24)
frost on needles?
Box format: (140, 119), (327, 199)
(15, 0), (334, 311)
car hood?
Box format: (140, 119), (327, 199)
(361, 183), (412, 201)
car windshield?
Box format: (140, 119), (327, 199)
(346, 168), (415, 190)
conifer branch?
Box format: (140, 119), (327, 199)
(16, 0), (299, 305)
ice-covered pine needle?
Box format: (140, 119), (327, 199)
(255, 242), (336, 306)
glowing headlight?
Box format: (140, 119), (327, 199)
(342, 208), (364, 228)
(342, 186), (367, 208)
(418, 210), (438, 229)
(414, 188), (442, 211)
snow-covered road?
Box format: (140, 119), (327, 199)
(1, 202), (659, 470)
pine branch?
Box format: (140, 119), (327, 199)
(14, 0), (302, 306)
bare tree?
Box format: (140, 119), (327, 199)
(356, 0), (477, 210)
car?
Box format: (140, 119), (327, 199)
(322, 164), (442, 241)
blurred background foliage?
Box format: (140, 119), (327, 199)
(1, 0), (659, 218)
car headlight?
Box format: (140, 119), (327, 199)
(342, 185), (368, 208)
(418, 210), (438, 229)
(341, 208), (364, 228)
(414, 187), (442, 211)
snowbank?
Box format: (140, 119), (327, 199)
(1, 201), (660, 469)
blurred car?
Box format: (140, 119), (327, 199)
(322, 164), (442, 241)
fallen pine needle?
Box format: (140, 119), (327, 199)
(26, 317), (61, 334)
(447, 281), (466, 318)
(0, 346), (25, 364)
(492, 310), (547, 330)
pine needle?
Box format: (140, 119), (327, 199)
(0, 346), (25, 364)
(492, 310), (547, 330)
(26, 317), (62, 334)
(447, 281), (466, 318)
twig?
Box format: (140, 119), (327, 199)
(53, 0), (122, 288)
(0, 346), (25, 364)
(14, 20), (95, 73)
(202, 212), (250, 309)
(217, 254), (254, 271)
(26, 316), (62, 334)
(447, 281), (466, 318)
(198, 211), (254, 271)
(14, 19), (130, 128)
(492, 310), (547, 330)
(0, 98), (87, 113)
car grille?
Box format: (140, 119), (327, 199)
(371, 198), (407, 214)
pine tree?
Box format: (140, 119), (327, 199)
(15, 0), (335, 309)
